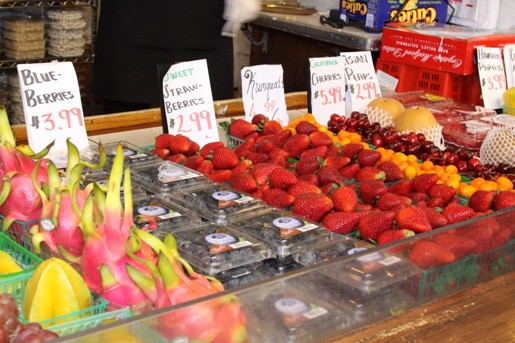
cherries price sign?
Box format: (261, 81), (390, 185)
(477, 47), (507, 110)
(17, 62), (88, 153)
(241, 64), (289, 126)
(162, 59), (219, 148)
(308, 56), (346, 125)
(340, 51), (381, 114)
(504, 45), (515, 88)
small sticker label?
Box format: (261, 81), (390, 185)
(205, 233), (238, 245)
(379, 256), (401, 266)
(274, 298), (309, 315)
(303, 307), (328, 319)
(41, 218), (55, 232)
(348, 247), (369, 255)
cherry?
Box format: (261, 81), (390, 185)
(421, 141), (434, 152)
(399, 133), (409, 143)
(372, 135), (384, 147)
(350, 111), (361, 119)
(416, 133), (426, 142)
(357, 119), (370, 131)
(357, 113), (369, 121)
(457, 160), (468, 173)
(330, 113), (344, 124)
(405, 144), (421, 155)
(345, 117), (358, 128)
(445, 153), (460, 166)
(406, 133), (419, 145)
(467, 157), (482, 171)
(337, 123), (347, 132)
(370, 122), (382, 131)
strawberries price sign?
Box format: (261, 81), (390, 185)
(162, 59), (219, 148)
(477, 47), (507, 110)
(17, 62), (88, 154)
(241, 64), (289, 126)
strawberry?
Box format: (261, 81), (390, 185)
(184, 155), (205, 170)
(234, 137), (255, 158)
(209, 169), (233, 183)
(357, 211), (396, 241)
(409, 240), (456, 269)
(419, 206), (449, 229)
(377, 161), (404, 182)
(165, 154), (186, 164)
(287, 181), (322, 198)
(377, 192), (412, 211)
(456, 225), (494, 254)
(298, 173), (319, 186)
(309, 131), (334, 147)
(269, 154), (287, 168)
(354, 203), (373, 211)
(467, 190), (495, 212)
(488, 227), (511, 250)
(255, 134), (273, 144)
(355, 166), (386, 183)
(295, 158), (320, 175)
(358, 180), (388, 205)
(269, 168), (298, 189)
(251, 114), (268, 125)
(295, 121), (319, 135)
(322, 211), (362, 235)
(323, 155), (351, 170)
(151, 148), (170, 159)
(300, 146), (328, 161)
(169, 134), (191, 155)
(428, 184), (457, 205)
(261, 188), (295, 209)
(292, 193), (333, 222)
(325, 143), (341, 158)
(227, 119), (258, 139)
(252, 183), (270, 199)
(377, 229), (415, 245)
(268, 147), (290, 160)
(433, 233), (477, 260)
(282, 134), (311, 159)
(396, 206), (432, 233)
(409, 192), (428, 204)
(230, 172), (258, 193)
(441, 203), (474, 224)
(412, 173), (439, 193)
(196, 159), (214, 175)
(331, 186), (358, 212)
(268, 130), (292, 147)
(155, 133), (174, 149)
(187, 141), (200, 156)
(244, 132), (260, 140)
(250, 163), (281, 185)
(388, 179), (413, 196)
(231, 159), (253, 175)
(211, 147), (239, 169)
(317, 165), (346, 186)
(254, 141), (274, 154)
(262, 120), (283, 135)
(200, 141), (224, 157)
(246, 151), (270, 165)
(494, 190), (515, 210)
(340, 143), (364, 159)
(339, 163), (360, 179)
(320, 182), (338, 196)
(357, 150), (382, 167)
(426, 197), (446, 208)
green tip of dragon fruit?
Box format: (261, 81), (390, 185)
(0, 107), (16, 147)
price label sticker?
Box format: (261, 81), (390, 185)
(503, 45), (515, 88)
(308, 56), (346, 125)
(477, 47), (507, 110)
(162, 59), (219, 148)
(241, 64), (289, 126)
(341, 51), (381, 114)
(17, 62), (88, 153)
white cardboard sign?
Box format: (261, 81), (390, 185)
(503, 44), (515, 89)
(477, 47), (507, 110)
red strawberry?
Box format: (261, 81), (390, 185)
(244, 132), (260, 140)
(262, 120), (283, 135)
(358, 180), (388, 205)
(231, 159), (253, 175)
(354, 203), (373, 211)
(169, 134), (191, 155)
(467, 190), (495, 212)
(332, 186), (358, 212)
(246, 151), (270, 165)
(357, 150), (382, 167)
(317, 165), (346, 186)
(377, 229), (415, 245)
(396, 206), (432, 233)
(211, 147), (239, 169)
(456, 225), (494, 254)
(151, 148), (170, 159)
(409, 192), (428, 204)
(357, 211), (396, 241)
(300, 146), (328, 161)
(262, 188), (295, 209)
(339, 163), (360, 179)
(287, 181), (322, 198)
(419, 207), (449, 229)
(323, 155), (351, 170)
(412, 173), (439, 193)
(209, 169), (233, 183)
(322, 211), (362, 235)
(295, 121), (318, 135)
(268, 130), (292, 148)
(292, 193), (333, 222)
(250, 163), (281, 185)
(155, 133), (174, 149)
(340, 143), (364, 159)
(494, 190), (515, 210)
(252, 183), (270, 199)
(187, 142), (200, 156)
(269, 147), (290, 160)
(251, 114), (268, 125)
(377, 161), (404, 182)
(298, 173), (319, 186)
(269, 154), (287, 168)
(320, 182), (338, 196)
(255, 141), (275, 154)
(433, 233), (477, 260)
(377, 192), (412, 211)
(200, 141), (224, 157)
(282, 134), (311, 159)
(409, 240), (456, 269)
(325, 143), (341, 158)
(428, 184), (457, 205)
(388, 179), (413, 196)
(441, 203), (474, 224)
(184, 155), (205, 170)
(227, 119), (258, 139)
(230, 172), (258, 193)
(355, 166), (386, 183)
(269, 168), (298, 189)
(295, 158), (321, 175)
(232, 137), (253, 157)
(196, 160), (214, 175)
(309, 131), (334, 147)
(488, 227), (511, 250)
(426, 197), (446, 208)
(165, 154), (186, 164)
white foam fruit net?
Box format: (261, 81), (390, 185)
(480, 128), (515, 166)
(398, 124), (446, 150)
(366, 107), (395, 128)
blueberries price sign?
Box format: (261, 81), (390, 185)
(17, 62), (88, 153)
(340, 51), (381, 114)
(503, 45), (515, 88)
(308, 56), (346, 125)
(477, 47), (507, 109)
(162, 59), (218, 148)
(241, 64), (289, 126)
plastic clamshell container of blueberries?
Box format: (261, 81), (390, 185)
(132, 195), (203, 231)
(130, 160), (209, 197)
(170, 182), (267, 220)
(80, 169), (148, 200)
(229, 208), (331, 259)
(90, 141), (159, 169)
(169, 222), (274, 275)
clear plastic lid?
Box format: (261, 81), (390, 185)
(229, 208), (330, 258)
(262, 258), (303, 276)
(170, 222), (274, 275)
(88, 141), (158, 169)
(170, 183), (266, 220)
(130, 160), (209, 197)
(220, 264), (272, 290)
(80, 169), (147, 199)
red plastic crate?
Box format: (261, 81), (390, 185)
(376, 58), (419, 92)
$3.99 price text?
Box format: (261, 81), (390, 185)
(482, 74), (507, 91)
(30, 107), (84, 131)
(169, 110), (213, 133)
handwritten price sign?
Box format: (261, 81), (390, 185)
(162, 59), (218, 147)
(340, 51), (381, 114)
(477, 47), (507, 110)
(241, 64), (288, 126)
(309, 56), (346, 125)
(17, 62), (88, 153)
(504, 45), (515, 88)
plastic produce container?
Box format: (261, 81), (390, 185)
(88, 141), (159, 169)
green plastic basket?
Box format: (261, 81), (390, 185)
(48, 308), (133, 336)
(226, 134), (244, 149)
(468, 242), (514, 276)
(0, 233), (42, 281)
(0, 215), (37, 247)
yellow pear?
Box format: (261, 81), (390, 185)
(367, 97), (406, 123)
(394, 106), (438, 133)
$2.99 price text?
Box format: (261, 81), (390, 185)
(169, 110), (213, 134)
(31, 107), (84, 131)
(348, 82), (379, 101)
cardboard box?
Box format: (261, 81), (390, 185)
(339, 0), (367, 24)
(380, 24), (515, 75)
